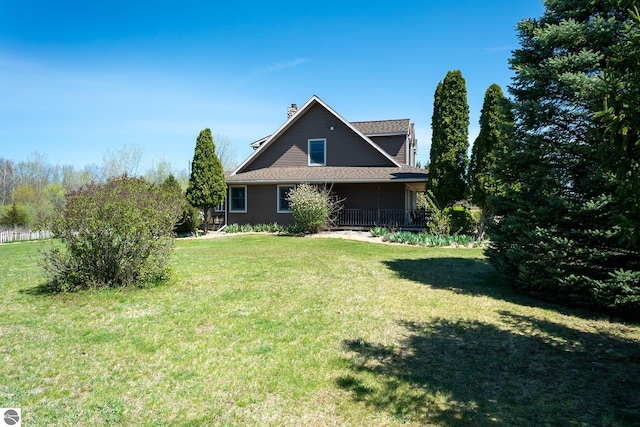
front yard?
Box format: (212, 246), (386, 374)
(1, 235), (639, 425)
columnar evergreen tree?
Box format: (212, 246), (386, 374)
(426, 70), (469, 208)
(186, 129), (226, 234)
(488, 0), (640, 315)
(468, 84), (514, 240)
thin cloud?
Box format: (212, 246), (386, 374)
(240, 58), (311, 84)
(265, 58), (310, 73)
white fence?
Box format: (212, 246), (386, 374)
(0, 229), (53, 244)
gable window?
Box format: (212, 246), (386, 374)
(308, 139), (326, 166)
(229, 186), (247, 213)
(277, 185), (294, 213)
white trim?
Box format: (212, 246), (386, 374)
(277, 185), (295, 213)
(228, 185), (247, 213)
(307, 138), (326, 166)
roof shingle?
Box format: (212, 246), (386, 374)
(226, 165), (427, 183)
(351, 119), (410, 135)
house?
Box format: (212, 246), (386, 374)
(225, 95), (428, 229)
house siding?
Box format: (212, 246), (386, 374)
(227, 184), (294, 226)
(227, 182), (407, 226)
(244, 103), (394, 172)
(369, 135), (406, 165)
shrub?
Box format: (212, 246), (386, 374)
(175, 204), (201, 235)
(445, 206), (478, 235)
(161, 174), (200, 235)
(420, 190), (451, 235)
(40, 176), (182, 291)
(286, 184), (342, 234)
(428, 209), (451, 235)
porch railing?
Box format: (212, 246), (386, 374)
(335, 209), (429, 228)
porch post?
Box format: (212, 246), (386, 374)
(377, 185), (381, 225)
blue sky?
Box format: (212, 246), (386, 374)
(0, 0), (544, 173)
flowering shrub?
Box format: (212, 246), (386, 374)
(286, 184), (340, 234)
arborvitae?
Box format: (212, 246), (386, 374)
(426, 70), (469, 208)
(488, 1), (640, 317)
(468, 84), (514, 240)
(186, 129), (226, 234)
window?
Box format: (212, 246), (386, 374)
(229, 186), (247, 213)
(308, 139), (326, 166)
(277, 185), (294, 213)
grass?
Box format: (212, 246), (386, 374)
(1, 235), (640, 425)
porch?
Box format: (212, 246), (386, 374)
(335, 208), (430, 230)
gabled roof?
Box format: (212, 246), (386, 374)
(230, 95), (401, 176)
(250, 119), (411, 150)
(249, 135), (270, 149)
(351, 119), (411, 136)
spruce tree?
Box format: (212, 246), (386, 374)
(597, 6), (640, 248)
(426, 70), (469, 208)
(488, 1), (640, 315)
(186, 129), (226, 234)
(160, 174), (183, 199)
(468, 84), (514, 240)
(0, 202), (30, 228)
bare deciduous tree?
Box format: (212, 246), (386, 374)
(213, 133), (238, 171)
(103, 144), (143, 178)
(0, 158), (16, 205)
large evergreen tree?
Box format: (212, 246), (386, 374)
(0, 202), (30, 228)
(597, 6), (640, 249)
(468, 83), (514, 240)
(426, 70), (469, 207)
(186, 129), (226, 234)
(488, 0), (640, 315)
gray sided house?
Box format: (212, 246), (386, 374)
(225, 95), (428, 229)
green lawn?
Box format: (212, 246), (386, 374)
(1, 235), (640, 426)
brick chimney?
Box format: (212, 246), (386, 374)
(287, 103), (298, 119)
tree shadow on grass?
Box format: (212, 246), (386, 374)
(382, 257), (603, 318)
(337, 313), (640, 425)
(384, 257), (522, 299)
(20, 281), (61, 296)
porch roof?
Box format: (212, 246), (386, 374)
(226, 165), (428, 190)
